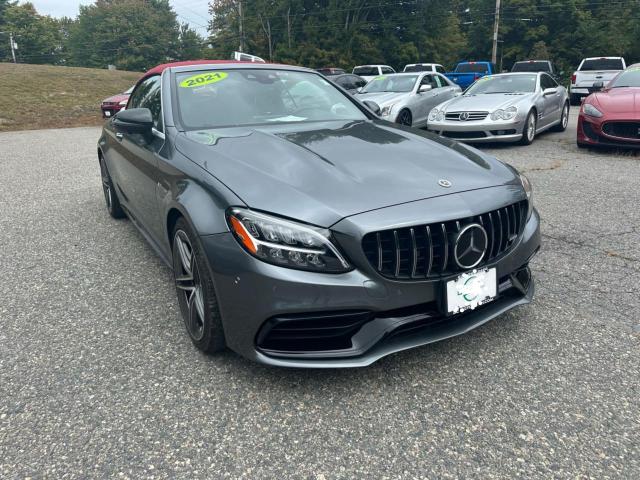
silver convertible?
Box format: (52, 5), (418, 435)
(356, 72), (461, 127)
(427, 72), (570, 144)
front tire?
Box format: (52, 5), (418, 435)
(553, 102), (570, 132)
(396, 109), (412, 126)
(172, 218), (226, 354)
(99, 156), (125, 219)
(519, 110), (537, 145)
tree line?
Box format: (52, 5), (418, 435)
(1, 0), (639, 76)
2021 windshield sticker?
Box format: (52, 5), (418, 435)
(180, 72), (228, 88)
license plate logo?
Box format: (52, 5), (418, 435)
(446, 268), (497, 314)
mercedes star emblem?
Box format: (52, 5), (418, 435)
(438, 179), (452, 188)
(454, 223), (488, 269)
(459, 112), (470, 121)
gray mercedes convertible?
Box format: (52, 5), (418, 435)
(98, 61), (540, 368)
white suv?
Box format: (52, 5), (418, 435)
(352, 65), (395, 82)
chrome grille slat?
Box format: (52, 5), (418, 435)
(393, 230), (401, 277)
(361, 201), (527, 281)
(425, 225), (433, 277)
(376, 232), (383, 271)
(441, 223), (449, 273)
(410, 228), (417, 277)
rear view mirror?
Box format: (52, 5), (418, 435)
(362, 100), (381, 116)
(114, 108), (153, 134)
(543, 88), (558, 96)
(592, 81), (604, 91)
(418, 84), (432, 93)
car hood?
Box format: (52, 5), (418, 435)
(439, 93), (533, 111)
(175, 120), (519, 227)
(102, 93), (129, 104)
(356, 91), (408, 106)
(592, 88), (640, 114)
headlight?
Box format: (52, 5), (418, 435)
(490, 106), (518, 121)
(428, 108), (445, 121)
(380, 104), (394, 117)
(519, 174), (533, 221)
(118, 100), (128, 106)
(227, 208), (351, 273)
(583, 103), (603, 118)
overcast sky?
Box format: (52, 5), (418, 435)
(25, 0), (210, 35)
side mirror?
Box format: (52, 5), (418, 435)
(592, 81), (604, 91)
(114, 108), (153, 134)
(418, 84), (432, 93)
(543, 87), (558, 96)
(362, 100), (381, 116)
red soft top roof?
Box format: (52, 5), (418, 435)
(141, 59), (245, 80)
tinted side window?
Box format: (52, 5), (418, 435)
(353, 76), (367, 88)
(541, 74), (557, 89)
(381, 67), (395, 74)
(436, 65), (446, 74)
(128, 75), (162, 131)
(421, 74), (438, 89)
(336, 76), (354, 90)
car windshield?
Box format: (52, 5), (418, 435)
(455, 63), (488, 73)
(609, 68), (640, 88)
(360, 75), (418, 93)
(174, 69), (367, 129)
(403, 65), (431, 72)
(465, 74), (537, 95)
(580, 59), (624, 71)
(512, 61), (550, 72)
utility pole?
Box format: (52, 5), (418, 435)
(6, 32), (17, 63)
(238, 0), (244, 52)
(491, 0), (501, 65)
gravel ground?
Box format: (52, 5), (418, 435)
(1, 113), (639, 479)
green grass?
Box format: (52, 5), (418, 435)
(0, 63), (141, 132)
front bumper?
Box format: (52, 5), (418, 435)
(427, 117), (525, 143)
(202, 198), (541, 368)
(577, 114), (640, 149)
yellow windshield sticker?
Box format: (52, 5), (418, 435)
(180, 72), (228, 88)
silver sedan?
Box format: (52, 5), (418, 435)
(427, 72), (570, 144)
(356, 72), (461, 127)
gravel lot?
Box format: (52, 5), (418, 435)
(1, 113), (639, 479)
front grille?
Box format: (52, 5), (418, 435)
(362, 201), (528, 280)
(445, 111), (489, 121)
(441, 130), (487, 139)
(602, 121), (640, 140)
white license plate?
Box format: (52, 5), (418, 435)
(446, 267), (497, 315)
(105, 111), (111, 117)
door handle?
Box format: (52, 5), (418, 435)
(115, 132), (124, 141)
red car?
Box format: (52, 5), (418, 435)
(100, 86), (134, 118)
(578, 64), (640, 148)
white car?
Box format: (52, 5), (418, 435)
(402, 63), (446, 74)
(352, 64), (395, 82)
(570, 57), (626, 104)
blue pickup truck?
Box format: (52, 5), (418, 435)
(445, 61), (497, 90)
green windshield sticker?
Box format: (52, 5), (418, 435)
(180, 72), (228, 88)
(477, 76), (491, 82)
(373, 76), (386, 81)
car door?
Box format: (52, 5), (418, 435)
(113, 75), (164, 240)
(540, 73), (562, 127)
(414, 74), (444, 126)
